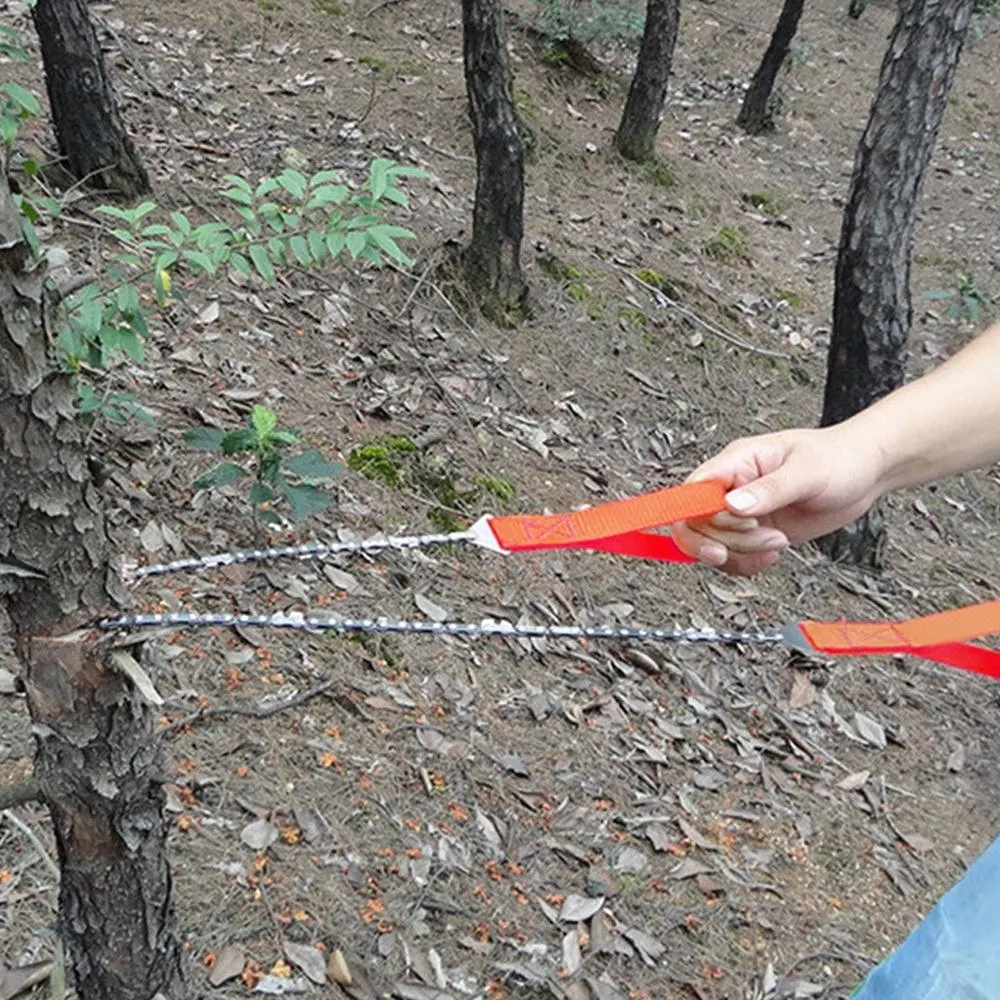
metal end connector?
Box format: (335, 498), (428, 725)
(466, 515), (507, 554)
(779, 622), (816, 654)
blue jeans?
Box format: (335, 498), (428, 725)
(853, 834), (1000, 999)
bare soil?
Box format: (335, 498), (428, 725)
(2, 0), (1000, 998)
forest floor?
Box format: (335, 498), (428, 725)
(2, 0), (1000, 998)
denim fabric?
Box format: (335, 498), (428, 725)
(852, 834), (1000, 999)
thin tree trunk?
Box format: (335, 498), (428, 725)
(818, 0), (973, 566)
(31, 0), (150, 198)
(736, 0), (805, 134)
(614, 0), (681, 163)
(461, 0), (529, 326)
(0, 176), (179, 998)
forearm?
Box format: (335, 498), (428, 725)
(844, 322), (1000, 495)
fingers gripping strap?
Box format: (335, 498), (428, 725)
(488, 480), (726, 556)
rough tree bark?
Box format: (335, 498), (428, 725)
(0, 176), (178, 997)
(736, 0), (806, 134)
(614, 0), (681, 162)
(31, 0), (150, 198)
(461, 0), (529, 326)
(818, 0), (974, 566)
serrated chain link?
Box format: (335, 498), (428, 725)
(127, 528), (476, 582)
(117, 528), (786, 647)
(95, 609), (785, 647)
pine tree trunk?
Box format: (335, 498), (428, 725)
(31, 0), (150, 198)
(614, 0), (681, 163)
(818, 0), (974, 567)
(736, 0), (805, 134)
(0, 176), (179, 998)
(461, 0), (529, 327)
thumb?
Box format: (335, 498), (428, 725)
(725, 463), (812, 519)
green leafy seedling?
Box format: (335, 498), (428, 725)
(184, 405), (343, 524)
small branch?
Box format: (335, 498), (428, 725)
(0, 777), (42, 809)
(1, 808), (60, 880)
(164, 677), (337, 735)
(625, 267), (792, 360)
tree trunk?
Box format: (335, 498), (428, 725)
(614, 0), (681, 163)
(818, 0), (973, 567)
(0, 176), (179, 998)
(736, 0), (805, 134)
(461, 0), (529, 327)
(31, 0), (150, 198)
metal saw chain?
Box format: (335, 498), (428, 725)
(95, 609), (785, 647)
(126, 528), (476, 582)
(115, 527), (785, 647)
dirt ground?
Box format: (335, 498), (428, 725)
(2, 0), (1000, 998)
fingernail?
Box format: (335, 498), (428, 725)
(700, 542), (727, 566)
(761, 531), (789, 551)
(727, 489), (757, 514)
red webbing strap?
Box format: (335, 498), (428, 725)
(487, 480), (725, 559)
(798, 599), (1000, 679)
(484, 482), (1000, 679)
(562, 530), (696, 563)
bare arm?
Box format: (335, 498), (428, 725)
(861, 321), (1000, 491)
(673, 322), (1000, 575)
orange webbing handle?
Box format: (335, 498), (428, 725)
(487, 480), (726, 557)
(799, 599), (1000, 679)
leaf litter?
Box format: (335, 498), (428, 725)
(1, 1), (998, 998)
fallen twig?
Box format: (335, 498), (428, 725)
(165, 678), (337, 735)
(625, 267), (792, 360)
(0, 777), (41, 809)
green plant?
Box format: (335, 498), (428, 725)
(775, 289), (803, 308)
(536, 251), (603, 318)
(358, 54), (388, 71)
(0, 49), (37, 149)
(784, 40), (814, 69)
(923, 271), (988, 323)
(633, 267), (680, 298)
(703, 227), (750, 265)
(52, 159), (423, 421)
(643, 159), (676, 189)
(347, 436), (419, 490)
(0, 25), (60, 257)
(528, 0), (645, 48)
(514, 88), (539, 119)
(77, 383), (155, 428)
(741, 191), (785, 217)
(348, 436), (514, 530)
(184, 405), (343, 523)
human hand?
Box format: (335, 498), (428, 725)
(672, 425), (885, 575)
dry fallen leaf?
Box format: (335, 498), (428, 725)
(900, 830), (934, 853)
(623, 926), (665, 966)
(283, 942), (326, 985)
(854, 712), (887, 749)
(327, 950), (352, 987)
(241, 818), (279, 851)
(414, 592), (449, 622)
(561, 928), (583, 976)
(838, 770), (871, 791)
(560, 894), (605, 923)
(670, 858), (714, 880)
(208, 944), (246, 987)
(0, 962), (52, 1000)
(789, 672), (817, 709)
